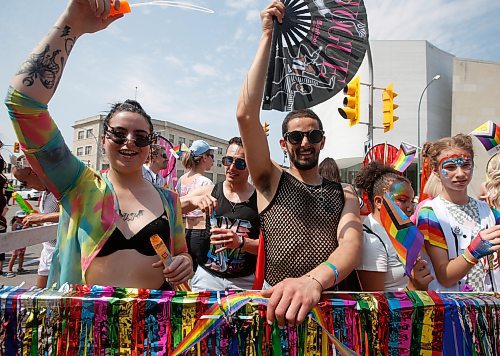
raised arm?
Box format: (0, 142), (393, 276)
(11, 0), (121, 103)
(235, 1), (284, 200)
(5, 0), (122, 199)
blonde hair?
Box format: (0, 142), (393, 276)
(423, 173), (442, 198)
(426, 134), (474, 171)
(180, 151), (203, 170)
(485, 154), (500, 208)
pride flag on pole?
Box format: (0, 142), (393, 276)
(169, 143), (189, 159)
(380, 193), (424, 276)
(470, 120), (500, 155)
(391, 142), (417, 173)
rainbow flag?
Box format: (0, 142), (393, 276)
(169, 143), (189, 159)
(172, 291), (357, 356)
(470, 120), (500, 155)
(380, 193), (424, 276)
(391, 142), (417, 173)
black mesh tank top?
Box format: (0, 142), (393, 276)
(260, 171), (344, 286)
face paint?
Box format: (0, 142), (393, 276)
(388, 181), (415, 215)
(439, 154), (473, 177)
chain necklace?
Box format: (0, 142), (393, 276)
(297, 178), (325, 203)
(229, 200), (239, 213)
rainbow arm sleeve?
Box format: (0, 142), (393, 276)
(5, 87), (84, 200)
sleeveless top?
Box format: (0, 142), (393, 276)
(200, 182), (260, 278)
(260, 171), (345, 286)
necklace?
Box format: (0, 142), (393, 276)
(299, 179), (325, 203)
(228, 200), (239, 213)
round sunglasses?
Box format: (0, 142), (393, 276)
(284, 129), (324, 145)
(104, 124), (153, 148)
(222, 156), (247, 170)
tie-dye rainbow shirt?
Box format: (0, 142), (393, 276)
(5, 87), (186, 286)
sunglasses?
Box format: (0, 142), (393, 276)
(284, 129), (324, 145)
(222, 156), (247, 170)
(155, 153), (168, 159)
(104, 124), (153, 148)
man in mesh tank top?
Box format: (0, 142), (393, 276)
(235, 1), (362, 328)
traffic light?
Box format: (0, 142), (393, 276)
(13, 142), (20, 153)
(382, 83), (399, 132)
(262, 121), (270, 136)
(338, 76), (360, 126)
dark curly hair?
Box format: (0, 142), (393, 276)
(354, 161), (410, 210)
(103, 99), (153, 133)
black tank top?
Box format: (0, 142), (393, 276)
(260, 172), (344, 286)
(97, 211), (170, 257)
(200, 182), (260, 278)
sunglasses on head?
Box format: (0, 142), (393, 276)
(104, 124), (153, 148)
(284, 129), (324, 145)
(222, 156), (246, 170)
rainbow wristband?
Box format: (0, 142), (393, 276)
(322, 261), (339, 285)
(467, 233), (494, 260)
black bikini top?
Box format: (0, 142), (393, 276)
(97, 211), (170, 257)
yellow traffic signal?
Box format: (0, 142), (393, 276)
(382, 83), (399, 132)
(13, 142), (20, 153)
(338, 76), (360, 126)
(262, 121), (270, 136)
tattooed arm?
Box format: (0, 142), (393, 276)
(5, 0), (123, 199)
(11, 0), (122, 104)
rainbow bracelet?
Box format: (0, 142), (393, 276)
(322, 261), (339, 285)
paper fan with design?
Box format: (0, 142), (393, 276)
(263, 0), (369, 112)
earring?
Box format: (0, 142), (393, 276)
(283, 151), (288, 165)
(101, 146), (106, 155)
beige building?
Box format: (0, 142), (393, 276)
(72, 115), (229, 183)
(452, 58), (500, 198)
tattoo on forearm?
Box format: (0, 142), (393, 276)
(119, 209), (145, 222)
(60, 25), (76, 55)
(16, 25), (76, 90)
(16, 44), (61, 89)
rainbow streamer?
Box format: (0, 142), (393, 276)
(391, 142), (417, 173)
(380, 193), (425, 276)
(172, 291), (356, 356)
(470, 120), (500, 155)
(169, 143), (189, 159)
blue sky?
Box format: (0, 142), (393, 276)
(1, 0), (500, 161)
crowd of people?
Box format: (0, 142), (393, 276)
(1, 0), (499, 330)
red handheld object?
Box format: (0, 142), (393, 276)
(109, 0), (131, 16)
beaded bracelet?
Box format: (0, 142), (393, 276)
(321, 261), (339, 285)
(461, 253), (477, 266)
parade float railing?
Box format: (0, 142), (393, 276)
(0, 286), (498, 355)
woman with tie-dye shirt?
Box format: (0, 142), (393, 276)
(417, 134), (500, 292)
(5, 0), (192, 289)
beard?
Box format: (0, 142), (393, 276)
(288, 148), (319, 171)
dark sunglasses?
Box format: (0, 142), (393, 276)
(104, 124), (153, 148)
(155, 153), (168, 159)
(284, 129), (324, 145)
(222, 156), (246, 170)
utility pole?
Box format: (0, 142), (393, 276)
(367, 43), (374, 151)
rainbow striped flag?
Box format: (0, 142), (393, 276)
(470, 120), (500, 155)
(169, 143), (189, 159)
(391, 142), (417, 172)
(380, 193), (424, 276)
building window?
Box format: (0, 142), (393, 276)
(189, 139), (194, 147)
(217, 160), (222, 167)
(169, 134), (175, 142)
(179, 137), (186, 144)
(85, 146), (92, 155)
(86, 129), (93, 139)
(77, 131), (84, 140)
(76, 147), (83, 156)
(217, 147), (223, 155)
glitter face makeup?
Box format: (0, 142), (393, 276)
(388, 181), (415, 215)
(439, 154), (473, 177)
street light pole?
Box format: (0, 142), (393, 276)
(416, 74), (441, 196)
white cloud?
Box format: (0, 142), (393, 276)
(164, 55), (183, 67)
(192, 63), (217, 76)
